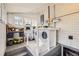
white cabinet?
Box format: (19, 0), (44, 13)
(0, 23), (6, 56)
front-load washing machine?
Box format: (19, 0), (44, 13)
(38, 28), (58, 55)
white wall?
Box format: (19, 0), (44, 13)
(0, 23), (6, 55)
(57, 13), (79, 49)
(55, 4), (79, 49)
(0, 3), (7, 56)
(55, 4), (79, 17)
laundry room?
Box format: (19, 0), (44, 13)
(0, 3), (79, 56)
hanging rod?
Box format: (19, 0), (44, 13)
(51, 10), (79, 21)
(58, 10), (79, 18)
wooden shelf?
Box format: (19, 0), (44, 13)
(6, 24), (25, 46)
(6, 24), (24, 33)
(7, 31), (24, 33)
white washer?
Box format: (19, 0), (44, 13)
(38, 28), (49, 55)
(33, 29), (38, 40)
(38, 28), (58, 55)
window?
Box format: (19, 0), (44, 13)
(14, 16), (23, 25)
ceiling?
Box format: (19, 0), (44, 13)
(6, 3), (50, 14)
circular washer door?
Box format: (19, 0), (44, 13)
(42, 31), (48, 39)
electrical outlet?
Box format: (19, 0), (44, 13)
(68, 35), (73, 40)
